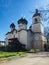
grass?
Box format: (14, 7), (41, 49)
(0, 52), (26, 61)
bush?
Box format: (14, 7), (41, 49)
(29, 49), (35, 53)
(35, 49), (40, 52)
(29, 49), (40, 53)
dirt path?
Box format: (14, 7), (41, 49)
(0, 52), (49, 65)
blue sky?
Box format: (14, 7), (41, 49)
(0, 0), (49, 40)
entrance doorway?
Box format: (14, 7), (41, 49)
(44, 44), (47, 51)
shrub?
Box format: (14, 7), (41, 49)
(29, 49), (40, 53)
(29, 49), (35, 53)
(35, 49), (40, 52)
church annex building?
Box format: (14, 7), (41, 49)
(5, 9), (47, 51)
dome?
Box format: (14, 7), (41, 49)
(18, 17), (28, 25)
(33, 9), (41, 17)
(10, 23), (15, 28)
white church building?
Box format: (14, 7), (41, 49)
(5, 9), (47, 51)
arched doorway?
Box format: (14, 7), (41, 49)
(44, 44), (47, 51)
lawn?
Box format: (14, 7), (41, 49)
(0, 52), (26, 61)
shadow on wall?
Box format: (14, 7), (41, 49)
(0, 38), (27, 52)
(44, 43), (49, 51)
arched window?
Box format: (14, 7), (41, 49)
(35, 18), (38, 23)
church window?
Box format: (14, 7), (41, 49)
(14, 35), (15, 38)
(35, 18), (38, 23)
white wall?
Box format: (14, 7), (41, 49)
(6, 30), (18, 39)
(18, 23), (27, 30)
(31, 23), (41, 32)
(27, 31), (34, 50)
(32, 16), (42, 24)
(18, 30), (27, 49)
(27, 31), (31, 50)
(6, 30), (18, 45)
(31, 16), (43, 33)
(41, 24), (44, 34)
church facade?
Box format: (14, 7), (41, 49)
(5, 9), (47, 51)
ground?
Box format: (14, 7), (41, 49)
(0, 52), (49, 65)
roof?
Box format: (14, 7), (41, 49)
(33, 9), (41, 17)
(18, 29), (34, 33)
(6, 29), (17, 35)
(18, 17), (28, 25)
(0, 41), (5, 43)
(10, 23), (15, 28)
(6, 29), (34, 35)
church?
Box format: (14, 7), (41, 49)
(5, 9), (47, 51)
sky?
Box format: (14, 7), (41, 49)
(0, 0), (49, 41)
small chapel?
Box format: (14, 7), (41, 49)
(5, 9), (47, 51)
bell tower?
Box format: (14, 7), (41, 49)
(31, 9), (43, 33)
(31, 9), (45, 51)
